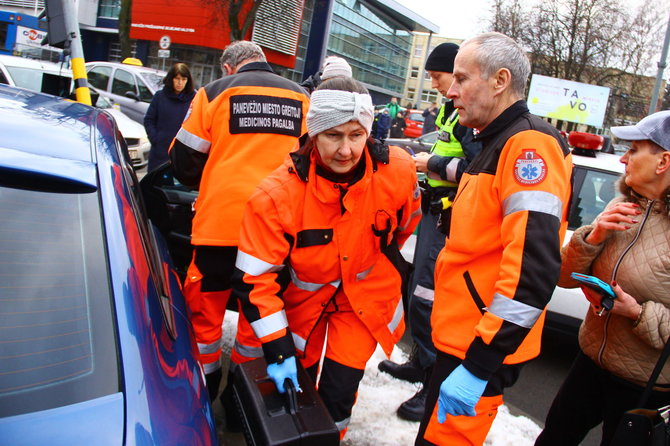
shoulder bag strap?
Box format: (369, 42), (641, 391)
(637, 336), (670, 407)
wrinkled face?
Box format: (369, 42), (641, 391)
(620, 140), (666, 195)
(315, 121), (367, 174)
(447, 44), (497, 130)
(428, 71), (454, 97)
(173, 74), (188, 93)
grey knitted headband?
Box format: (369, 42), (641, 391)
(306, 90), (374, 137)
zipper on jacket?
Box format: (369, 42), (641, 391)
(337, 185), (347, 215)
(301, 284), (342, 357)
(596, 199), (655, 366)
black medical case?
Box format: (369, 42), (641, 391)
(232, 357), (340, 446)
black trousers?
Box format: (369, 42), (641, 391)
(407, 210), (444, 370)
(535, 350), (670, 446)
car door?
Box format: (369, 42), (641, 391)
(87, 65), (113, 94)
(140, 162), (197, 279)
(109, 67), (147, 122)
(413, 131), (438, 153)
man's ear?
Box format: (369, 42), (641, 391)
(493, 68), (512, 94)
(223, 63), (236, 75)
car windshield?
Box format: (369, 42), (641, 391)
(5, 66), (45, 91)
(140, 71), (164, 93)
(408, 113), (424, 122)
(568, 167), (620, 230)
(0, 186), (119, 417)
(420, 132), (438, 144)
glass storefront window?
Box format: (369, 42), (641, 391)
(98, 0), (121, 19)
(329, 0), (412, 97)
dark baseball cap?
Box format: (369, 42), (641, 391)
(611, 110), (670, 151)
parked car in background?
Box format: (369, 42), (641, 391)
(86, 60), (166, 123)
(386, 130), (437, 155)
(544, 131), (624, 336)
(0, 55), (150, 168)
(0, 85), (217, 445)
(404, 109), (425, 138)
(94, 92), (151, 169)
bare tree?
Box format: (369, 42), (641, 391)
(228, 0), (264, 42)
(118, 0), (133, 60)
(486, 0), (667, 127)
(489, 0), (527, 41)
(200, 0), (265, 42)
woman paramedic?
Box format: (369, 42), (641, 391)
(229, 77), (421, 439)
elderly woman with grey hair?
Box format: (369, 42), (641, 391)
(230, 76), (421, 439)
(536, 110), (670, 445)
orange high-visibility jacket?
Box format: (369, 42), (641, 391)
(169, 62), (309, 246)
(232, 142), (421, 363)
(431, 101), (573, 380)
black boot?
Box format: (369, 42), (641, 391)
(397, 384), (428, 421)
(378, 344), (424, 383)
(204, 369), (222, 403)
(397, 366), (432, 422)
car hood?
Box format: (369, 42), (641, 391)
(0, 393), (124, 446)
(105, 108), (147, 139)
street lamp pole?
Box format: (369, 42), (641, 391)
(649, 12), (670, 114)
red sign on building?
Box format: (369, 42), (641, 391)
(130, 0), (301, 68)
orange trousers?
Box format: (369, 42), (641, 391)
(183, 246), (236, 374)
(417, 351), (522, 446)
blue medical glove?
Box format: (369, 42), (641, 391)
(437, 364), (488, 422)
(266, 356), (301, 394)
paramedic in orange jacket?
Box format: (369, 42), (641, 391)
(168, 40), (309, 408)
(416, 32), (573, 446)
(231, 77), (421, 437)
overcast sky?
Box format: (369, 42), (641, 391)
(395, 0), (494, 40)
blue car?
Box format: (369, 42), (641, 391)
(0, 84), (217, 445)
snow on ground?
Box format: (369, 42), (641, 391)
(221, 311), (542, 445)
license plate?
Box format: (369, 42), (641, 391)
(128, 149), (138, 159)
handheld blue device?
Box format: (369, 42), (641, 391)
(571, 272), (616, 315)
(570, 272), (615, 298)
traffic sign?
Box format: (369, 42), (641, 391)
(159, 35), (171, 50)
(158, 49), (170, 58)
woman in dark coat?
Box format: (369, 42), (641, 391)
(390, 111), (407, 138)
(144, 62), (196, 172)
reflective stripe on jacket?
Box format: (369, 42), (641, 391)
(233, 141), (421, 362)
(431, 101), (573, 380)
(169, 62), (309, 246)
(426, 106), (464, 188)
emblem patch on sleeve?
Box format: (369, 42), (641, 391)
(514, 149), (547, 185)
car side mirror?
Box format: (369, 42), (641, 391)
(125, 91), (140, 101)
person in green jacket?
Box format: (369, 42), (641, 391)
(386, 97), (401, 120)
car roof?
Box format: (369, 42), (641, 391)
(0, 84), (100, 190)
(85, 60), (167, 75)
(0, 84), (95, 162)
(0, 54), (72, 75)
(571, 149), (624, 174)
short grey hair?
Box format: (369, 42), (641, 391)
(220, 40), (266, 69)
(462, 32), (530, 98)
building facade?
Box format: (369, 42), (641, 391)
(402, 32), (462, 110)
(0, 0), (437, 104)
(324, 0), (437, 104)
